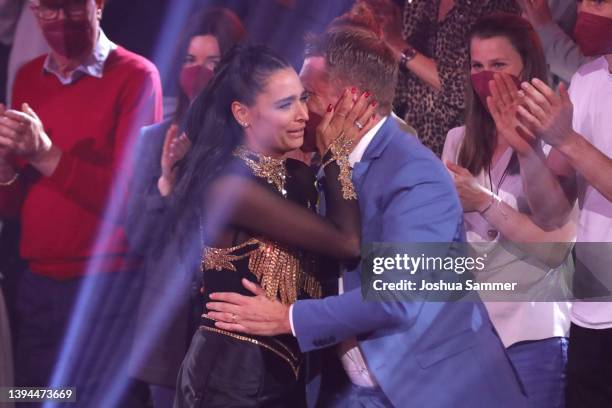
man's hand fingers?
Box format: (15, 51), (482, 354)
(4, 110), (31, 125)
(517, 105), (542, 130)
(208, 291), (251, 305)
(242, 278), (267, 296)
(530, 78), (558, 105)
(0, 116), (24, 133)
(214, 321), (249, 333)
(558, 82), (572, 106)
(22, 103), (41, 122)
(206, 301), (242, 315)
(0, 135), (16, 149)
(522, 93), (547, 123)
(520, 82), (551, 113)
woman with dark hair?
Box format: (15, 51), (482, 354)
(385, 0), (521, 156)
(171, 43), (374, 407)
(124, 8), (246, 408)
(441, 14), (573, 406)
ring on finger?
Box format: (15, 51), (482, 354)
(354, 120), (364, 130)
(231, 313), (238, 323)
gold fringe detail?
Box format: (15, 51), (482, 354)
(202, 238), (322, 304)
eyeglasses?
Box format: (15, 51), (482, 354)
(30, 1), (89, 21)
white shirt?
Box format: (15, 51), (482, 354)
(567, 56), (612, 329)
(289, 116), (388, 387)
(442, 126), (572, 347)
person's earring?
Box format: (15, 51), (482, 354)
(241, 122), (250, 128)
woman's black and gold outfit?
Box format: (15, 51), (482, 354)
(174, 144), (359, 408)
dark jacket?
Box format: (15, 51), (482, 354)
(126, 120), (201, 387)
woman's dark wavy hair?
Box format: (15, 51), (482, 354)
(160, 44), (291, 255)
(458, 13), (548, 175)
(172, 8), (247, 125)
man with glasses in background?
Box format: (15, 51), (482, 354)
(0, 0), (162, 406)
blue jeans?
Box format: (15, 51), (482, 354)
(507, 337), (568, 408)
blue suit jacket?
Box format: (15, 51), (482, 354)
(293, 119), (526, 407)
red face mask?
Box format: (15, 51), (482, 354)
(573, 12), (612, 57)
(179, 65), (214, 100)
(470, 70), (521, 110)
(41, 19), (94, 59)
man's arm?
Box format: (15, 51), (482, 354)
(553, 130), (612, 202)
(3, 68), (163, 223)
(518, 0), (588, 83)
(488, 74), (577, 229)
(292, 155), (462, 351)
(207, 153), (464, 350)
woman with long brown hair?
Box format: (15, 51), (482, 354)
(442, 14), (574, 406)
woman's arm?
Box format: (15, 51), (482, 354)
(447, 162), (575, 267)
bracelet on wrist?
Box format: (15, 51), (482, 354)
(479, 192), (502, 215)
(399, 45), (417, 68)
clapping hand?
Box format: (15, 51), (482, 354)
(0, 103), (52, 163)
(516, 79), (575, 148)
(487, 73), (537, 156)
(158, 124), (191, 196)
(446, 162), (492, 213)
(517, 0), (553, 28)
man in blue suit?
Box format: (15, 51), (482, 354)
(207, 26), (526, 408)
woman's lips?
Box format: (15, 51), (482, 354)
(287, 128), (305, 137)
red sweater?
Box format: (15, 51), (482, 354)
(0, 47), (163, 279)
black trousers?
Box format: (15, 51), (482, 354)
(175, 328), (306, 408)
(14, 269), (149, 408)
(566, 322), (612, 408)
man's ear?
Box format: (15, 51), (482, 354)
(231, 101), (251, 128)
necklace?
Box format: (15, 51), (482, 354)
(233, 145), (287, 196)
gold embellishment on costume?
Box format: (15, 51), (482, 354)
(200, 325), (301, 379)
(233, 145), (287, 196)
(202, 238), (260, 271)
(325, 134), (357, 200)
(202, 238), (322, 304)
